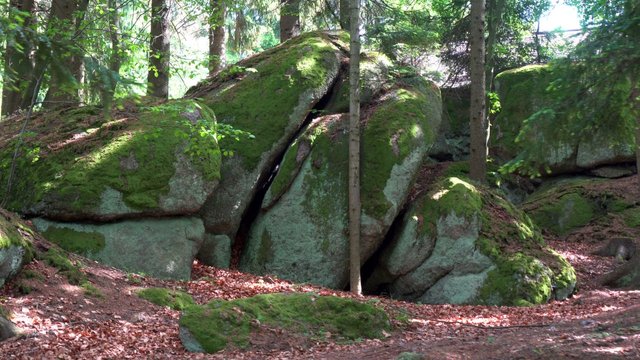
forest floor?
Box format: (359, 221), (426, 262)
(1, 237), (638, 359)
(2, 173), (640, 359)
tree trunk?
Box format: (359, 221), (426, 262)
(208, 0), (226, 76)
(339, 0), (350, 30)
(469, 0), (487, 183)
(43, 0), (89, 109)
(279, 0), (300, 42)
(102, 0), (121, 114)
(147, 0), (170, 99)
(348, 0), (362, 296)
(1, 0), (36, 116)
(485, 0), (505, 92)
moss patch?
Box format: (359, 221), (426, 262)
(180, 292), (390, 353)
(137, 287), (195, 310)
(191, 31), (340, 170)
(42, 227), (105, 256)
(362, 82), (440, 218)
(39, 247), (85, 285)
(0, 100), (220, 215)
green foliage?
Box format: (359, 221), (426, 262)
(39, 247), (85, 285)
(180, 292), (391, 353)
(137, 287), (196, 310)
(81, 282), (103, 298)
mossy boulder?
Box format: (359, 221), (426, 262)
(365, 171), (576, 305)
(522, 178), (631, 236)
(178, 292), (390, 353)
(492, 65), (634, 173)
(239, 77), (442, 288)
(0, 100), (221, 221)
(189, 31), (344, 262)
(33, 217), (204, 279)
(0, 208), (34, 287)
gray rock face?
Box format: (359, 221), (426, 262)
(0, 208), (32, 287)
(240, 77), (442, 289)
(194, 32), (344, 262)
(33, 217), (204, 279)
(179, 326), (205, 353)
(365, 173), (577, 305)
(0, 316), (20, 342)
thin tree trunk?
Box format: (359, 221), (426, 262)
(147, 0), (170, 99)
(469, 0), (487, 183)
(102, 0), (121, 114)
(43, 0), (89, 109)
(1, 0), (36, 116)
(485, 0), (504, 92)
(279, 0), (300, 42)
(348, 0), (362, 296)
(339, 0), (350, 30)
(208, 0), (226, 76)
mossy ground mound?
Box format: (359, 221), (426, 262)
(366, 163), (576, 306)
(137, 287), (195, 310)
(0, 100), (220, 221)
(179, 292), (390, 353)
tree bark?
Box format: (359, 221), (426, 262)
(469, 0), (487, 183)
(1, 0), (36, 116)
(208, 0), (226, 76)
(348, 0), (362, 296)
(339, 0), (350, 30)
(147, 0), (170, 99)
(485, 0), (505, 92)
(43, 0), (90, 109)
(102, 0), (121, 114)
(279, 0), (300, 42)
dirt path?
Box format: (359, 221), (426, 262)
(1, 235), (639, 359)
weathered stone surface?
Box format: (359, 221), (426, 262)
(0, 316), (20, 342)
(365, 171), (576, 305)
(191, 32), (344, 254)
(33, 217), (204, 279)
(492, 65), (635, 173)
(240, 76), (442, 288)
(0, 209), (33, 287)
(0, 100), (221, 221)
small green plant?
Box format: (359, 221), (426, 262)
(39, 247), (86, 285)
(21, 269), (44, 281)
(16, 282), (33, 295)
(126, 273), (143, 285)
(137, 287), (195, 310)
(81, 282), (103, 298)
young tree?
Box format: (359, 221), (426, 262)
(43, 0), (90, 109)
(147, 0), (170, 99)
(469, 0), (487, 182)
(208, 0), (226, 75)
(1, 0), (36, 116)
(279, 0), (300, 42)
(348, 0), (361, 296)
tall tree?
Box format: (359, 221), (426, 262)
(469, 0), (487, 182)
(101, 0), (122, 113)
(339, 0), (349, 29)
(208, 0), (226, 75)
(43, 0), (90, 109)
(348, 0), (361, 296)
(1, 0), (36, 116)
(279, 0), (300, 42)
(147, 0), (170, 99)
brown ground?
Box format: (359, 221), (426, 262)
(1, 178), (640, 359)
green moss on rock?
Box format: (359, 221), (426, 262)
(43, 227), (105, 256)
(137, 287), (195, 310)
(179, 292), (390, 353)
(0, 100), (220, 218)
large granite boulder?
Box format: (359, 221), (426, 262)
(0, 100), (220, 279)
(365, 166), (576, 305)
(33, 217), (204, 279)
(239, 76), (442, 288)
(0, 100), (221, 221)
(189, 32), (346, 266)
(492, 65), (635, 173)
(0, 208), (33, 287)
